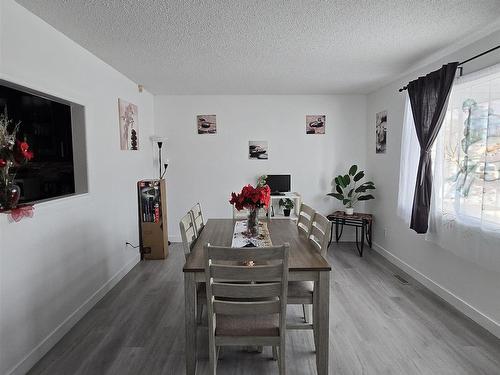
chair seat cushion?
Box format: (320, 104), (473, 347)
(287, 281), (313, 298)
(216, 314), (279, 337)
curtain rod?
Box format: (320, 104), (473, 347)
(398, 45), (500, 92)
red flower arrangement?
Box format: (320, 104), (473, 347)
(229, 184), (271, 211)
(1, 109), (34, 215)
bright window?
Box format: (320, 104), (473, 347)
(435, 65), (500, 229)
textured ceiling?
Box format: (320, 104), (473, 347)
(15, 0), (500, 94)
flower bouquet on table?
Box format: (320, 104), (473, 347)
(0, 109), (35, 220)
(229, 184), (271, 236)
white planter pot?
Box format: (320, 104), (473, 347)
(345, 207), (354, 215)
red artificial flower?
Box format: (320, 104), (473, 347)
(18, 141), (34, 160)
(0, 159), (6, 168)
(229, 184), (271, 210)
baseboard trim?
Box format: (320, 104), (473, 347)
(372, 241), (500, 339)
(6, 254), (141, 375)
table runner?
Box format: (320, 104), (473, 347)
(231, 220), (273, 247)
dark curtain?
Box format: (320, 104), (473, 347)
(408, 62), (458, 233)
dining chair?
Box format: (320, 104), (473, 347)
(288, 212), (331, 333)
(296, 203), (315, 236)
(190, 202), (205, 236)
(204, 243), (289, 375)
(180, 212), (205, 323)
(180, 211), (198, 259)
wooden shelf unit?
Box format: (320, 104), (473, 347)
(269, 192), (302, 220)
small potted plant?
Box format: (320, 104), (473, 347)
(327, 164), (375, 215)
(278, 198), (294, 217)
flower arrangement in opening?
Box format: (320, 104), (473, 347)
(0, 108), (34, 215)
(229, 184), (271, 211)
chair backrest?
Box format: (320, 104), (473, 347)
(309, 212), (332, 257)
(204, 243), (289, 336)
(190, 203), (205, 236)
(180, 212), (197, 258)
(297, 203), (315, 236)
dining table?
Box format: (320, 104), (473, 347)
(183, 218), (332, 375)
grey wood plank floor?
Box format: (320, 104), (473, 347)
(28, 243), (500, 375)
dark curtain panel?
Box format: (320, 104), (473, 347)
(408, 62), (458, 233)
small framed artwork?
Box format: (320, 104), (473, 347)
(118, 99), (139, 150)
(249, 141), (268, 160)
(197, 115), (217, 134)
(306, 115), (325, 134)
(376, 110), (387, 154)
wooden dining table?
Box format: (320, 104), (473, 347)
(183, 219), (332, 375)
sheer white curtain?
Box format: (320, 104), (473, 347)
(397, 96), (419, 224)
(428, 64), (500, 270)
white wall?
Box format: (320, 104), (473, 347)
(366, 30), (500, 338)
(154, 95), (367, 240)
(0, 1), (155, 374)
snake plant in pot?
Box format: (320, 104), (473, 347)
(327, 165), (375, 215)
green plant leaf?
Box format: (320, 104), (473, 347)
(327, 193), (344, 201)
(348, 188), (354, 197)
(344, 174), (351, 185)
(338, 175), (347, 188)
(355, 185), (367, 193)
(353, 171), (365, 182)
(357, 194), (375, 201)
(342, 198), (350, 205)
(349, 165), (358, 176)
(336, 185), (343, 194)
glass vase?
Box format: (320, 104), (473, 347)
(247, 207), (259, 237)
(0, 183), (21, 212)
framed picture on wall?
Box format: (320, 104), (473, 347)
(197, 115), (217, 134)
(306, 115), (326, 134)
(249, 141), (268, 160)
(118, 98), (139, 150)
(376, 110), (387, 154)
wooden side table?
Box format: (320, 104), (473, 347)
(327, 211), (373, 257)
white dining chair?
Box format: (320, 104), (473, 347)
(296, 203), (315, 236)
(288, 212), (331, 334)
(180, 211), (205, 323)
(190, 202), (205, 236)
(204, 243), (289, 375)
(180, 211), (198, 259)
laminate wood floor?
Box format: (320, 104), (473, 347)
(28, 243), (500, 375)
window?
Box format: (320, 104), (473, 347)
(398, 64), (500, 270)
(434, 65), (500, 229)
(0, 80), (88, 204)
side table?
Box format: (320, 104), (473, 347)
(327, 211), (373, 257)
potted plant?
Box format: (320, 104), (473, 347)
(278, 198), (294, 217)
(327, 165), (375, 215)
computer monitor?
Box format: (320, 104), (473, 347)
(266, 174), (291, 195)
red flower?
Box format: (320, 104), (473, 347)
(18, 141), (34, 160)
(229, 184), (271, 211)
(0, 159), (6, 168)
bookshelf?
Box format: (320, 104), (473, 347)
(137, 179), (169, 260)
(269, 192), (301, 220)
